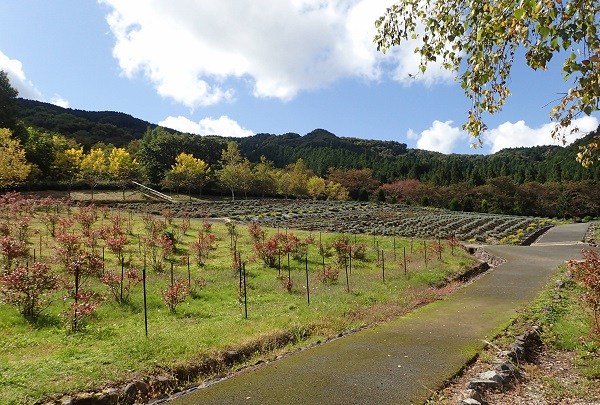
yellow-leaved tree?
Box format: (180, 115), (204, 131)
(325, 181), (349, 201)
(287, 159), (312, 198)
(0, 128), (31, 189)
(107, 147), (140, 200)
(306, 176), (327, 200)
(163, 152), (210, 200)
(80, 148), (107, 200)
(53, 147), (83, 197)
(217, 142), (253, 201)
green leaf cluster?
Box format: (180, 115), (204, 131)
(375, 0), (600, 163)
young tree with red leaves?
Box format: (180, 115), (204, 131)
(103, 212), (128, 265)
(101, 268), (141, 304)
(190, 231), (216, 267)
(0, 235), (28, 270)
(162, 280), (189, 314)
(54, 228), (103, 331)
(0, 262), (59, 318)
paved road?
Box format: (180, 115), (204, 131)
(169, 223), (592, 405)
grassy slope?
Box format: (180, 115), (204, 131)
(0, 212), (474, 404)
(519, 269), (600, 380)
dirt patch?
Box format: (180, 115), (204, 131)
(434, 345), (600, 405)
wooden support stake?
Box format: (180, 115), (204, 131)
(287, 252), (291, 283)
(238, 250), (243, 297)
(73, 266), (80, 332)
(349, 246), (352, 275)
(120, 257), (124, 303)
(187, 256), (191, 289)
(403, 246), (407, 276)
(170, 262), (174, 286)
(344, 259), (350, 293)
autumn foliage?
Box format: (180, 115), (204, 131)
(101, 268), (141, 304)
(190, 231), (216, 266)
(0, 236), (28, 270)
(0, 262), (59, 318)
(568, 249), (600, 336)
(162, 280), (189, 314)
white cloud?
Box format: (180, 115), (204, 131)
(0, 51), (71, 108)
(50, 95), (70, 108)
(409, 116), (600, 154)
(484, 116), (599, 153)
(158, 115), (254, 137)
(0, 51), (43, 100)
(100, 0), (446, 108)
(388, 37), (456, 86)
(408, 120), (467, 153)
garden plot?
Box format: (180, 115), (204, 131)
(114, 199), (554, 244)
(1, 193), (478, 403)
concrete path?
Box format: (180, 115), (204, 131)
(170, 223), (592, 405)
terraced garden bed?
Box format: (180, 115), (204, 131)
(113, 199), (556, 244)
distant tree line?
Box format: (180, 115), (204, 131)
(2, 123), (598, 218)
(2, 77), (599, 218)
(381, 178), (600, 219)
(237, 128), (600, 185)
(16, 98), (600, 187)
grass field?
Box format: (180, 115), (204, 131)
(0, 195), (476, 404)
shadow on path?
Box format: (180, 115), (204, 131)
(169, 223), (592, 405)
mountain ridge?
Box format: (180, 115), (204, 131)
(16, 98), (600, 185)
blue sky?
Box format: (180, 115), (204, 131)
(1, 0), (597, 154)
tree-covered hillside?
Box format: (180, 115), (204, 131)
(16, 98), (171, 149)
(16, 98), (600, 187)
(239, 128), (600, 185)
(237, 129), (409, 178)
(12, 97), (600, 218)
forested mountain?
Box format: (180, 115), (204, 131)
(16, 98), (172, 149)
(238, 128), (600, 185)
(16, 98), (600, 187)
(237, 129), (409, 177)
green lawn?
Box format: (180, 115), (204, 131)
(0, 202), (475, 404)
